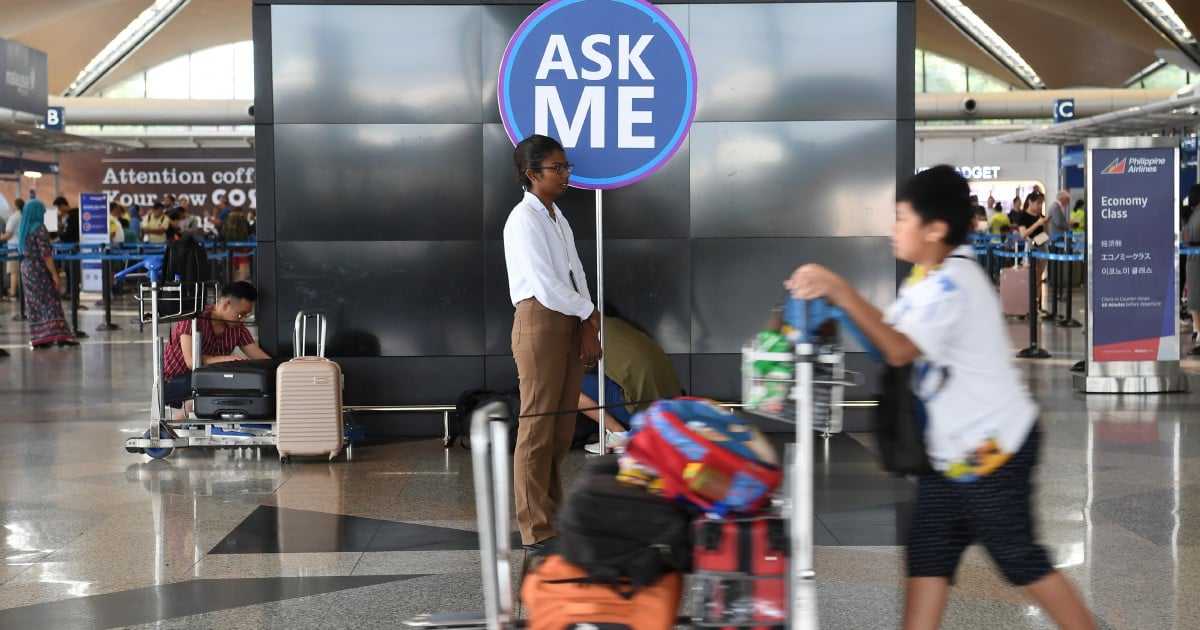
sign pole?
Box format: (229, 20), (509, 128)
(595, 189), (607, 452)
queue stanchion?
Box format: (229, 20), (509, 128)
(97, 254), (119, 332)
(70, 256), (88, 339)
(14, 266), (26, 322)
(1048, 238), (1060, 322)
(1018, 247), (1050, 359)
(1058, 238), (1083, 329)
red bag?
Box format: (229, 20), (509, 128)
(521, 555), (682, 630)
(692, 516), (788, 629)
(620, 398), (781, 516)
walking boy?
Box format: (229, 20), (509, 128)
(785, 165), (1095, 630)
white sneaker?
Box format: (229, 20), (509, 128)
(584, 431), (629, 454)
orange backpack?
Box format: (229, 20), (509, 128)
(521, 555), (682, 630)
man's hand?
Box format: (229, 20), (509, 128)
(785, 264), (848, 303)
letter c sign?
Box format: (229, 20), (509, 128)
(498, 0), (698, 189)
(1054, 99), (1075, 123)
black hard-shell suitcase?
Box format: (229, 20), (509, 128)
(191, 358), (285, 394)
(192, 358), (286, 420)
(194, 393), (273, 420)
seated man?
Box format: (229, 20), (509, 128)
(161, 281), (271, 419)
(580, 314), (682, 453)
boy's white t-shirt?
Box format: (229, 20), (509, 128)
(884, 246), (1038, 481)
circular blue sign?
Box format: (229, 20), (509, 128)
(498, 0), (697, 190)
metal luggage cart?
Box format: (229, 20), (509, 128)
(118, 257), (280, 459)
(740, 299), (867, 628)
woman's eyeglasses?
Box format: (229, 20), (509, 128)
(533, 163), (574, 175)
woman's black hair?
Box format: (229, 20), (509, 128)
(1073, 199), (1085, 210)
(897, 165), (972, 246)
(513, 134), (565, 190)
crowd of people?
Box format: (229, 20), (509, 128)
(0, 192), (257, 349)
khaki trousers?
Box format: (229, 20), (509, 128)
(511, 299), (583, 545)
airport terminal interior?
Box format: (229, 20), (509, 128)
(3, 1), (1200, 629)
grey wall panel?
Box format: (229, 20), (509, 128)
(602, 239), (691, 354)
(253, 124), (275, 242)
(482, 5), (533, 124)
(691, 3), (897, 122)
(252, 4), (273, 125)
(602, 139), (691, 239)
(484, 239), (513, 355)
(483, 123), (598, 240)
(271, 5), (482, 123)
(485, 355), (519, 392)
(668, 354), (691, 397)
(274, 124), (483, 241)
(275, 241), (485, 357)
(691, 237), (894, 353)
(254, 240), (279, 356)
(689, 354), (740, 402)
(690, 121), (896, 238)
(338, 357), (484, 406)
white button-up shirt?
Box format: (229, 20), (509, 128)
(503, 191), (594, 320)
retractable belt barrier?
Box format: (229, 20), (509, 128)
(1, 242), (258, 336)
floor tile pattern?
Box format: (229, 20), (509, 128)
(1, 295), (1199, 628)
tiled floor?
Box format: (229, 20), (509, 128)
(0, 292), (1197, 628)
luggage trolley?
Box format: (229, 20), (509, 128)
(119, 257), (279, 459)
(741, 297), (869, 628)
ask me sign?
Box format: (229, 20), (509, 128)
(498, 0), (697, 189)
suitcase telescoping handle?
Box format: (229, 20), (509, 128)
(470, 400), (516, 630)
(293, 311), (327, 359)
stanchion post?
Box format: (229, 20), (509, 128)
(13, 268), (26, 321)
(97, 256), (119, 331)
(1058, 240), (1083, 329)
(70, 258), (89, 338)
(1048, 239), (1060, 321)
(1018, 247), (1050, 359)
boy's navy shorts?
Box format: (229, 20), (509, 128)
(906, 424), (1053, 587)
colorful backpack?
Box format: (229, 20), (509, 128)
(619, 398), (781, 516)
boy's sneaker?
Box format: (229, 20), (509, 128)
(584, 430), (629, 454)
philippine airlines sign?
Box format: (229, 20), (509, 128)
(498, 0), (697, 189)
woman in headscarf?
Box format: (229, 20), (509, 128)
(17, 199), (77, 348)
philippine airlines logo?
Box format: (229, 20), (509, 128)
(1101, 158), (1126, 174)
(1101, 155), (1164, 174)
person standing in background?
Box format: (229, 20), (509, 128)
(16, 200), (77, 348)
(142, 202), (170, 244)
(503, 134), (602, 555)
(1182, 185), (1200, 355)
(1, 198), (23, 301)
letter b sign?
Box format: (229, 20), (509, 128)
(45, 106), (64, 131)
(499, 0), (697, 189)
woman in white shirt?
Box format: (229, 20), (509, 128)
(502, 134), (602, 554)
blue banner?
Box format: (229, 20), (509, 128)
(498, 0), (697, 189)
(79, 193), (109, 292)
(1088, 147), (1178, 362)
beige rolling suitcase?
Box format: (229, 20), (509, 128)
(277, 311), (344, 461)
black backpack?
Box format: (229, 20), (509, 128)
(449, 388), (597, 450)
(556, 455), (693, 590)
(451, 389), (520, 450)
(162, 235), (209, 285)
(159, 235), (210, 317)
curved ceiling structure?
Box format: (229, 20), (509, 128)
(1, 0), (1197, 96)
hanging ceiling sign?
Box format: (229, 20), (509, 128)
(497, 0), (698, 190)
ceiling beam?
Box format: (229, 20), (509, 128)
(1122, 0), (1200, 72)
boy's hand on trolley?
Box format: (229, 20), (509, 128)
(785, 264), (848, 303)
